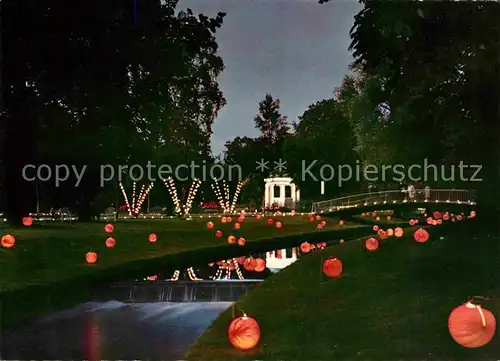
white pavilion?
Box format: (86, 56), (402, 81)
(266, 248), (299, 273)
(263, 176), (300, 208)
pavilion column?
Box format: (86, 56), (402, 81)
(291, 183), (296, 207)
(296, 188), (300, 202)
(280, 184), (285, 206)
(264, 185), (269, 207)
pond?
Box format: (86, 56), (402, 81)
(1, 239), (342, 360)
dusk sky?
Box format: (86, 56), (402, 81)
(178, 0), (362, 156)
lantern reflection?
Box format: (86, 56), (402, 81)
(84, 317), (101, 361)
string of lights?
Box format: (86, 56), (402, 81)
(187, 267), (201, 280)
(183, 179), (202, 215)
(119, 182), (133, 216)
(119, 182), (153, 217)
(229, 182), (243, 214)
(211, 180), (227, 212)
(164, 177), (182, 214)
(169, 270), (180, 281)
(233, 258), (244, 280)
(223, 180), (230, 211)
(134, 183), (154, 215)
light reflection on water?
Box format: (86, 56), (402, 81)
(1, 301), (233, 361)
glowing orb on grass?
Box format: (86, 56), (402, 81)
(414, 228), (429, 243)
(86, 251), (98, 264)
(215, 230), (223, 238)
(206, 221), (214, 229)
(254, 258), (266, 272)
(22, 217), (33, 226)
(339, 220), (344, 226)
(365, 237), (379, 251)
(275, 221), (282, 229)
(1, 234), (15, 248)
(448, 302), (496, 348)
(373, 225), (379, 231)
(148, 233), (157, 243)
(104, 224), (114, 233)
(237, 237), (246, 246)
(300, 242), (312, 253)
(387, 228), (394, 236)
(105, 237), (116, 248)
(228, 314), (261, 350)
(228, 235), (236, 244)
(267, 218), (274, 225)
(234, 222), (241, 230)
(394, 227), (404, 238)
(323, 257), (343, 278)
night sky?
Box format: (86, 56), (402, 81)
(177, 0), (362, 155)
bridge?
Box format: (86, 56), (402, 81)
(312, 189), (476, 216)
(92, 280), (263, 303)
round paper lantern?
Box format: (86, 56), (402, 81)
(256, 214), (262, 220)
(148, 233), (157, 243)
(387, 228), (394, 236)
(339, 239), (345, 244)
(448, 301), (496, 348)
(105, 237), (116, 248)
(433, 211), (442, 219)
(379, 230), (388, 240)
(320, 220), (326, 226)
(457, 215), (463, 221)
(339, 220), (344, 226)
(104, 223), (114, 233)
(443, 213), (450, 221)
(22, 216), (33, 226)
(237, 256), (245, 264)
(426, 217), (433, 225)
(437, 219), (442, 224)
(267, 218), (274, 225)
(373, 225), (379, 231)
(366, 212), (371, 216)
(365, 237), (379, 251)
(414, 228), (429, 243)
(254, 258), (266, 272)
(1, 234), (15, 248)
(409, 219), (415, 226)
(323, 257), (343, 278)
(291, 210), (296, 216)
(470, 210), (476, 218)
(237, 216), (245, 223)
(207, 221), (214, 229)
(228, 314), (261, 350)
(275, 211), (282, 216)
(215, 230), (223, 238)
(316, 223), (323, 230)
(234, 222), (241, 230)
(221, 217), (227, 223)
(315, 215), (321, 221)
(376, 216), (380, 221)
(228, 235), (236, 244)
(372, 212), (377, 217)
(237, 237), (246, 246)
(86, 251), (98, 264)
(432, 219), (437, 225)
(227, 217), (232, 222)
(300, 242), (312, 253)
(387, 216), (391, 221)
(275, 221), (282, 229)
(243, 257), (256, 271)
(361, 213), (366, 217)
(394, 227), (404, 238)
(309, 216), (315, 222)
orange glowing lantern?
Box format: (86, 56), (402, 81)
(316, 223), (323, 230)
(448, 301), (496, 348)
(414, 228), (429, 243)
(105, 237), (116, 248)
(437, 219), (443, 224)
(365, 237), (379, 251)
(254, 258), (266, 272)
(228, 235), (236, 244)
(409, 219), (415, 226)
(291, 210), (296, 216)
(316, 215), (321, 221)
(237, 216), (245, 223)
(256, 214), (262, 220)
(387, 228), (394, 237)
(237, 237), (246, 246)
(457, 215), (463, 221)
(207, 221), (214, 229)
(443, 213), (450, 221)
(387, 216), (391, 221)
(228, 314), (261, 350)
(234, 222), (241, 230)
(394, 227), (404, 238)
(86, 251), (98, 264)
(470, 210), (476, 218)
(339, 239), (345, 244)
(275, 221), (282, 229)
(221, 217), (227, 223)
(426, 217), (433, 225)
(227, 217), (232, 222)
(379, 230), (388, 240)
(309, 216), (315, 222)
(433, 211), (442, 219)
(267, 218), (274, 225)
(376, 216), (380, 221)
(339, 220), (344, 226)
(300, 242), (312, 253)
(322, 257), (343, 278)
(373, 225), (379, 231)
(215, 230), (223, 238)
(432, 219), (437, 226)
(320, 220), (326, 226)
(22, 216), (33, 226)
(361, 213), (366, 217)
(148, 233), (157, 243)
(243, 257), (257, 271)
(104, 223), (114, 233)
(1, 234), (15, 248)
(372, 212), (377, 217)
(237, 256), (245, 264)
(366, 212), (371, 216)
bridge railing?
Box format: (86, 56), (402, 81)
(311, 189), (476, 214)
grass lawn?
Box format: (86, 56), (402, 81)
(185, 219), (500, 360)
(0, 214), (355, 292)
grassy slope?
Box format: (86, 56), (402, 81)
(0, 215), (354, 291)
(186, 219), (500, 360)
